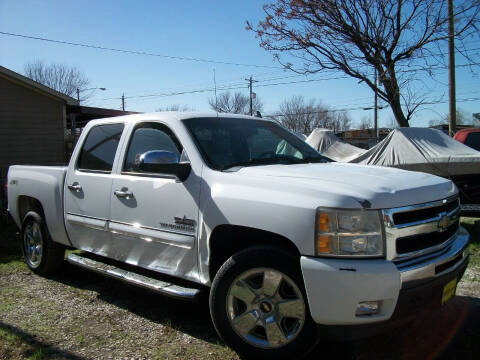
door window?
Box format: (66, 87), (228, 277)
(123, 123), (182, 172)
(465, 132), (480, 151)
(77, 123), (124, 172)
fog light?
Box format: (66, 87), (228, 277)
(356, 301), (380, 316)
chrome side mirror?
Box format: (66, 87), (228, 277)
(139, 150), (179, 165)
(138, 150), (191, 181)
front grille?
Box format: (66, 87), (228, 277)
(383, 196), (460, 261)
(393, 200), (458, 225)
(396, 222), (459, 254)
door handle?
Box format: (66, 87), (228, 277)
(67, 183), (82, 192)
(114, 189), (134, 199)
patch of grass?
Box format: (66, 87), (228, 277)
(0, 327), (22, 342)
(0, 326), (45, 360)
(0, 287), (21, 313)
(461, 217), (480, 268)
(0, 257), (26, 274)
(26, 347), (44, 360)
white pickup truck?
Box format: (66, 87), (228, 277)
(7, 113), (470, 359)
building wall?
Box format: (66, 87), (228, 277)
(0, 75), (66, 180)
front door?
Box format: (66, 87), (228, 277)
(108, 122), (201, 280)
(64, 122), (124, 254)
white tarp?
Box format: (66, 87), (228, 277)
(306, 128), (366, 162)
(350, 127), (480, 176)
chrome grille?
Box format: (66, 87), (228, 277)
(382, 196), (461, 262)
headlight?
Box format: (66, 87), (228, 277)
(315, 209), (384, 257)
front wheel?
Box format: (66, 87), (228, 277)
(209, 247), (318, 360)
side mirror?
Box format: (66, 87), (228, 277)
(138, 150), (191, 181)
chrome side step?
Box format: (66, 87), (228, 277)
(66, 253), (200, 300)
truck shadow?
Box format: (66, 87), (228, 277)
(319, 294), (480, 360)
(0, 322), (88, 360)
(49, 262), (480, 360)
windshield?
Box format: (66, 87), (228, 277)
(183, 117), (330, 170)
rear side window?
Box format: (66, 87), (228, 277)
(465, 132), (480, 151)
(77, 123), (124, 172)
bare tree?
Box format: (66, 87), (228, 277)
(209, 91), (263, 114)
(330, 111), (352, 132)
(156, 104), (193, 112)
(277, 95), (351, 134)
(278, 96), (321, 134)
(25, 60), (90, 99)
(247, 0), (480, 127)
(428, 108), (476, 126)
(358, 116), (374, 130)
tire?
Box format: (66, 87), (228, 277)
(209, 246), (319, 360)
(21, 211), (65, 275)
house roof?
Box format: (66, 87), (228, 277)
(0, 65), (78, 105)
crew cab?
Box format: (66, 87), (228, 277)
(7, 113), (470, 359)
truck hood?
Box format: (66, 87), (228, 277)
(231, 162), (457, 209)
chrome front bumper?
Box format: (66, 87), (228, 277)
(396, 226), (470, 286)
(301, 227), (470, 326)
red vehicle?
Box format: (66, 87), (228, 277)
(453, 128), (480, 212)
(454, 128), (480, 151)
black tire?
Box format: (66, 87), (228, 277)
(209, 246), (319, 360)
(21, 211), (65, 275)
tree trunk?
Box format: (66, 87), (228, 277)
(383, 72), (409, 127)
(389, 99), (409, 127)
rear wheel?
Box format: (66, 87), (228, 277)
(21, 211), (65, 275)
(209, 247), (318, 360)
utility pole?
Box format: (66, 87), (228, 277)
(76, 88), (80, 104)
(245, 76), (258, 116)
(213, 69), (218, 112)
(374, 68), (378, 141)
(121, 94), (125, 111)
(448, 0), (456, 136)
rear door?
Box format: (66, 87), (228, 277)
(64, 123), (125, 254)
(108, 122), (201, 280)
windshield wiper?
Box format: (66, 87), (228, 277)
(221, 156), (298, 171)
(299, 155), (332, 163)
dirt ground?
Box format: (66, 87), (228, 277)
(1, 217), (479, 360)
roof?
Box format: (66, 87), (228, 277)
(350, 127), (480, 176)
(85, 111), (271, 127)
(453, 127), (480, 143)
(0, 65), (78, 105)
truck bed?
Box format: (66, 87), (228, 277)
(7, 165), (70, 246)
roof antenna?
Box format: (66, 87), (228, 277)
(213, 69), (218, 118)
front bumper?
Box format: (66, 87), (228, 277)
(301, 226), (470, 326)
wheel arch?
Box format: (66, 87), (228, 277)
(208, 224), (301, 283)
(18, 196), (45, 222)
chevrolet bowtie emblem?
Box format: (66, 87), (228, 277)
(438, 214), (448, 232)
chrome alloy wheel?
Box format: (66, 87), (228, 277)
(23, 221), (43, 268)
(226, 267), (306, 349)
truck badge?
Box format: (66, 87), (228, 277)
(438, 214), (448, 232)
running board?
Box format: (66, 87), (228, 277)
(66, 253), (200, 300)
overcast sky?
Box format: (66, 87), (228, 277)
(1, 0), (478, 128)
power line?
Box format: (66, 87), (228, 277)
(263, 96), (480, 118)
(0, 30), (280, 69)
(101, 58), (479, 103)
(3, 30), (479, 73)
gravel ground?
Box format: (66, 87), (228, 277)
(1, 218), (479, 360)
